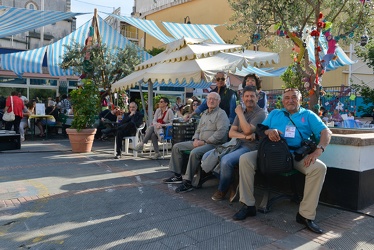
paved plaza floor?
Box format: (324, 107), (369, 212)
(1, 137), (374, 249)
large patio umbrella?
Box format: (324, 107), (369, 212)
(112, 37), (278, 123)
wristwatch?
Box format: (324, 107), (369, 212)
(317, 145), (325, 153)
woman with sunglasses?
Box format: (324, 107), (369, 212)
(134, 97), (174, 159)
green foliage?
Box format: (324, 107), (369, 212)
(227, 0), (374, 51)
(356, 39), (374, 71)
(351, 82), (374, 115)
(280, 65), (309, 106)
(60, 41), (142, 90)
(147, 47), (165, 56)
(69, 79), (100, 131)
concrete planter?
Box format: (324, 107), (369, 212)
(66, 128), (97, 153)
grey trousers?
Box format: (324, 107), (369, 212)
(168, 141), (215, 181)
(143, 126), (160, 152)
(238, 150), (327, 220)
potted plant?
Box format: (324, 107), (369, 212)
(65, 79), (99, 153)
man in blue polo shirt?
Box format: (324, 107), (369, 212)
(233, 88), (332, 234)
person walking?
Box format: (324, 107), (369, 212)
(4, 91), (24, 134)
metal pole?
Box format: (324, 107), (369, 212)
(40, 0), (44, 47)
(147, 80), (154, 127)
(139, 82), (148, 124)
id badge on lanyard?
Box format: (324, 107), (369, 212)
(285, 125), (296, 138)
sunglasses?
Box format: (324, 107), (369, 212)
(284, 88), (300, 93)
(216, 77), (225, 82)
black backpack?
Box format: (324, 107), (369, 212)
(257, 136), (293, 175)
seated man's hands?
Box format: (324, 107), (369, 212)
(193, 139), (205, 148)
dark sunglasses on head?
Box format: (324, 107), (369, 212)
(216, 77), (225, 82)
(284, 88), (300, 93)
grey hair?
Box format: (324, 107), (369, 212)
(208, 92), (221, 101)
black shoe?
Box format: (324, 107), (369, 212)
(296, 212), (323, 234)
(114, 154), (121, 159)
(163, 175), (183, 184)
(175, 181), (193, 193)
(232, 204), (256, 221)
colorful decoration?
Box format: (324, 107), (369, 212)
(321, 31), (337, 69)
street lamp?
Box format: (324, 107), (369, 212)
(184, 16), (191, 24)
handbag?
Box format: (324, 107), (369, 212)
(3, 96), (15, 121)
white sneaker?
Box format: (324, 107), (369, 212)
(134, 143), (144, 152)
(151, 153), (161, 159)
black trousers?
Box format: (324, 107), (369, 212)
(116, 122), (137, 154)
(5, 115), (22, 134)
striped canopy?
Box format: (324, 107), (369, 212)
(162, 22), (225, 44)
(1, 16), (152, 77)
(105, 13), (175, 44)
(0, 6), (84, 38)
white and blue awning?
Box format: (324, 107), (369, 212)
(0, 6), (85, 38)
(162, 22), (225, 44)
(0, 46), (47, 77)
(233, 66), (288, 77)
(105, 13), (175, 44)
(1, 16), (152, 77)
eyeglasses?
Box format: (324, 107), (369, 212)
(284, 88), (300, 93)
(192, 103), (199, 106)
(216, 77), (225, 82)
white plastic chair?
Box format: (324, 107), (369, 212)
(114, 123), (145, 157)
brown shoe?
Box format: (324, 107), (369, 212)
(211, 190), (227, 201)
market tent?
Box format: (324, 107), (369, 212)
(112, 37), (249, 91)
(0, 6), (85, 38)
(1, 16), (151, 77)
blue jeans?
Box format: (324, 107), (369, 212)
(203, 146), (250, 192)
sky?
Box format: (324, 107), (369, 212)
(71, 0), (133, 28)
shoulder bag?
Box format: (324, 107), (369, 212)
(3, 96), (16, 121)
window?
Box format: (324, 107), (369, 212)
(26, 1), (38, 10)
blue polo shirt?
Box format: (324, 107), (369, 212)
(262, 107), (327, 148)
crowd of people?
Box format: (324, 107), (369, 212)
(2, 72), (353, 235)
(115, 72), (331, 235)
(108, 72), (333, 234)
(1, 92), (73, 141)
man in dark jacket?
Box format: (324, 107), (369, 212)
(115, 102), (144, 159)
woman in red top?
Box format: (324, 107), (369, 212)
(4, 91), (24, 134)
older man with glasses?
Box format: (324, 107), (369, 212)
(233, 88), (332, 235)
(163, 92), (230, 193)
(186, 71), (237, 124)
(114, 102), (144, 159)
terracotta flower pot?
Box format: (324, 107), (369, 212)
(66, 128), (97, 153)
